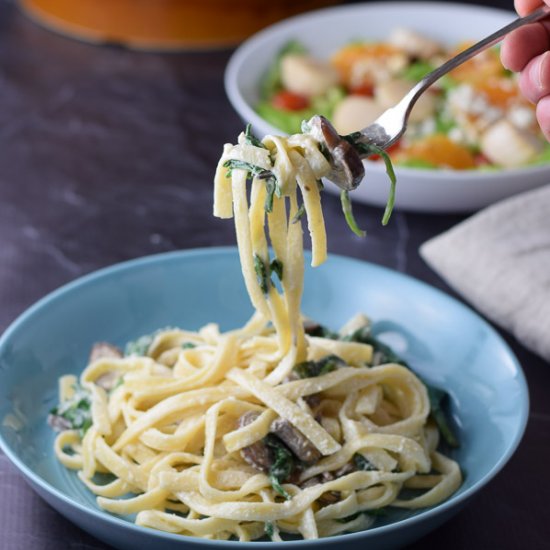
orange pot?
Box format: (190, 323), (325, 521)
(20, 0), (338, 50)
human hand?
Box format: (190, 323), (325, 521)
(501, 0), (550, 140)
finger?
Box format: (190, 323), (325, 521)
(501, 23), (550, 71)
(536, 94), (550, 139)
(519, 51), (550, 102)
(514, 0), (547, 17)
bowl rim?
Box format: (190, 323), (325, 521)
(225, 0), (550, 181)
(0, 246), (530, 546)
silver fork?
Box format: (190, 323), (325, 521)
(309, 5), (550, 190)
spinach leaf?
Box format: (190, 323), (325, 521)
(126, 334), (155, 357)
(265, 435), (295, 499)
(50, 385), (92, 437)
(181, 342), (196, 349)
(294, 354), (346, 379)
(340, 190), (366, 237)
(345, 326), (406, 366)
(336, 512), (360, 523)
(254, 254), (270, 294)
(264, 522), (275, 539)
(244, 124), (265, 149)
(353, 452), (377, 471)
(426, 386), (459, 448)
(223, 159), (274, 181)
(264, 177), (277, 213)
(303, 322), (339, 339)
(254, 254), (284, 294)
(223, 157), (280, 213)
(377, 147), (397, 226)
(270, 258), (283, 282)
(343, 137), (398, 226)
(125, 327), (174, 356)
(291, 203), (306, 224)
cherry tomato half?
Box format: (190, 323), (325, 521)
(272, 90), (310, 111)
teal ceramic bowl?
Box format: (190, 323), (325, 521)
(0, 248), (528, 549)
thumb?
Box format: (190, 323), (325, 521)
(519, 51), (550, 103)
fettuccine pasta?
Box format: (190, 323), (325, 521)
(50, 126), (461, 541)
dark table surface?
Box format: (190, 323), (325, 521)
(1, 0), (549, 548)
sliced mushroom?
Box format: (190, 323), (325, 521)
(318, 491), (341, 505)
(301, 471), (340, 505)
(318, 462), (355, 504)
(270, 418), (321, 464)
(47, 413), (72, 432)
(280, 54), (339, 98)
(239, 411), (260, 428)
(305, 115), (365, 191)
(303, 319), (323, 337)
(89, 342), (124, 390)
(95, 372), (121, 391)
(300, 475), (323, 490)
(303, 393), (322, 411)
(89, 342), (123, 363)
(239, 412), (273, 473)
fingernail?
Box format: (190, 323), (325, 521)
(530, 51), (550, 91)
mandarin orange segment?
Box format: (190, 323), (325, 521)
(472, 78), (520, 108)
(331, 43), (402, 85)
(449, 44), (504, 84)
(397, 135), (476, 169)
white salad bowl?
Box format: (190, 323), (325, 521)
(225, 1), (550, 213)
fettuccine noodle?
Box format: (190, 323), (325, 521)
(51, 127), (461, 541)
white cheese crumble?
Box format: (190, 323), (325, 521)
(508, 106), (535, 129)
(448, 127), (466, 144)
(447, 84), (503, 143)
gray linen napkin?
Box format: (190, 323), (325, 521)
(420, 184), (550, 362)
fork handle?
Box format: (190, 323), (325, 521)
(404, 6), (550, 119)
